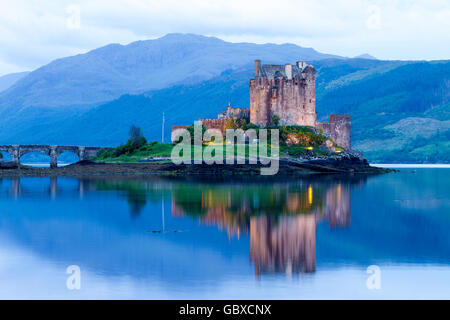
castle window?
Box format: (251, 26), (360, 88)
(309, 99), (312, 103)
(272, 88), (277, 98)
(303, 105), (305, 110)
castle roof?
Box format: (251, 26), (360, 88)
(257, 62), (314, 80)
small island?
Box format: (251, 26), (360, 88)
(0, 137), (390, 177)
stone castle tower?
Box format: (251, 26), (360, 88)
(250, 60), (317, 127)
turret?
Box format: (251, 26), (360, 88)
(254, 60), (261, 78)
(296, 61), (307, 69)
(285, 64), (292, 80)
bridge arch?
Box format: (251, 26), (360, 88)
(56, 151), (80, 166)
(0, 151), (12, 161)
(20, 151), (51, 167)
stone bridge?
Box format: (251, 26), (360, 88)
(0, 145), (110, 168)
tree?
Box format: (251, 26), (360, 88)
(241, 119), (248, 130)
(271, 114), (280, 126)
(129, 125), (143, 142)
(128, 125), (147, 149)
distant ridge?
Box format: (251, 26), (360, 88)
(354, 53), (377, 60)
(0, 71), (29, 93)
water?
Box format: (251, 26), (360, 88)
(0, 168), (449, 299)
(21, 163), (71, 168)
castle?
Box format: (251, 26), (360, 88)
(172, 60), (351, 150)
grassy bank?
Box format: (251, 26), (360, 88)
(94, 142), (173, 163)
(93, 142), (334, 163)
(92, 123), (338, 163)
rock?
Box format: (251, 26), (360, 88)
(319, 146), (331, 153)
(139, 156), (172, 162)
(285, 133), (311, 146)
(325, 139), (334, 148)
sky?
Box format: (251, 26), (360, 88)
(1, 0), (450, 76)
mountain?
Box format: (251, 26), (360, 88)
(0, 68), (251, 146)
(0, 33), (340, 115)
(0, 71), (29, 92)
(353, 53), (377, 60)
(314, 59), (450, 162)
(0, 34), (449, 163)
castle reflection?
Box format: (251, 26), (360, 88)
(171, 179), (353, 276)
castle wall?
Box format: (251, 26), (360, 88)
(250, 78), (271, 126)
(199, 118), (228, 135)
(317, 114), (351, 150)
(250, 65), (316, 127)
(171, 125), (189, 143)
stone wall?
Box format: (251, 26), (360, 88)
(171, 125), (189, 143)
(199, 118), (228, 135)
(171, 116), (240, 142)
(317, 114), (351, 150)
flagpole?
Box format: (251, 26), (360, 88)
(162, 112), (165, 143)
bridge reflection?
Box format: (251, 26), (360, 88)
(3, 177), (88, 199)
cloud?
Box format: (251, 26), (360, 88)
(366, 4), (382, 30)
(66, 4), (81, 30)
(0, 0), (450, 75)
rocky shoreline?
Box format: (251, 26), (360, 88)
(0, 151), (392, 177)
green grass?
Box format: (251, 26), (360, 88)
(93, 141), (332, 163)
(94, 142), (173, 163)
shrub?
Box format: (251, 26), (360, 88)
(279, 125), (328, 147)
(225, 118), (237, 130)
(271, 114), (280, 126)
